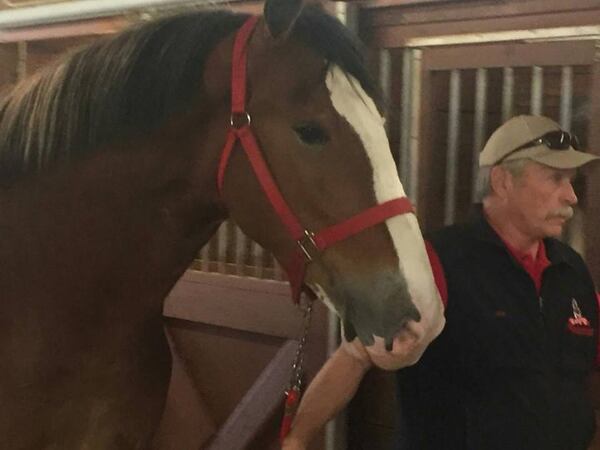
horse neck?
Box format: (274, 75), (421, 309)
(0, 122), (226, 317)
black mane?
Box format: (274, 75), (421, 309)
(0, 5), (376, 182)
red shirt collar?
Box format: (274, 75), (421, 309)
(489, 224), (551, 294)
(501, 236), (549, 268)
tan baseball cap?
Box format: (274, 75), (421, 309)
(479, 115), (599, 168)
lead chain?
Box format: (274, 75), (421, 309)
(290, 298), (313, 391)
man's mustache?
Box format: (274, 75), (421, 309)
(547, 206), (574, 220)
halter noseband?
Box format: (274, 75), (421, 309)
(217, 16), (414, 302)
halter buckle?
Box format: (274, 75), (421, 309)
(230, 111), (251, 129)
(297, 230), (318, 262)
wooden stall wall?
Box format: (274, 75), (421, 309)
(159, 272), (330, 449)
(347, 1), (600, 449)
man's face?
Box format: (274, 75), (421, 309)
(505, 162), (578, 239)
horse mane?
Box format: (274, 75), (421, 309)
(0, 5), (377, 184)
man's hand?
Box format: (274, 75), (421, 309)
(281, 435), (307, 450)
(280, 338), (373, 449)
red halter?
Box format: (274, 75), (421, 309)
(217, 16), (414, 303)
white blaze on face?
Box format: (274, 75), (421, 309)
(324, 65), (443, 346)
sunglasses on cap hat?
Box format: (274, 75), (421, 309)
(497, 130), (582, 164)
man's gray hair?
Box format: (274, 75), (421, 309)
(474, 158), (530, 202)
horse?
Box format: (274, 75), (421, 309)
(0, 0), (444, 448)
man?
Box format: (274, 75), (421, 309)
(282, 115), (600, 450)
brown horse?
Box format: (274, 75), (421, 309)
(0, 0), (444, 448)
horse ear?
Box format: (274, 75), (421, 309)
(263, 0), (304, 39)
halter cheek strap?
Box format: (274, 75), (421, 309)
(217, 16), (414, 302)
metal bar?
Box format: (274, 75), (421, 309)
(226, 220), (237, 274)
(444, 69), (461, 225)
(325, 310), (342, 450)
(251, 240), (264, 278)
(234, 225), (246, 276)
(335, 1), (358, 32)
(530, 66), (544, 115)
(560, 66), (574, 130)
(0, 0), (230, 29)
(408, 49), (423, 203)
(216, 221), (228, 274)
(334, 1), (348, 25)
(399, 48), (413, 193)
(379, 48), (391, 130)
(415, 61), (434, 229)
(272, 255), (284, 281)
(502, 67), (514, 122)
(200, 243), (210, 272)
(472, 68), (487, 200)
(558, 65), (574, 267)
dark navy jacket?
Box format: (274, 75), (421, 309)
(397, 210), (598, 450)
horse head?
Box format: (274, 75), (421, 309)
(207, 0), (445, 370)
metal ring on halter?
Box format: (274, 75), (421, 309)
(297, 229), (318, 262)
(230, 111), (251, 129)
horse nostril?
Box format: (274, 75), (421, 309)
(385, 338), (393, 352)
(384, 319), (410, 352)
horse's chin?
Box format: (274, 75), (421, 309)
(364, 317), (445, 371)
(308, 281), (446, 370)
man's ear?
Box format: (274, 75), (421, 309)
(490, 165), (510, 200)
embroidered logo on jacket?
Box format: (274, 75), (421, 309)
(567, 298), (593, 336)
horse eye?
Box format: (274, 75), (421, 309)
(293, 123), (329, 146)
